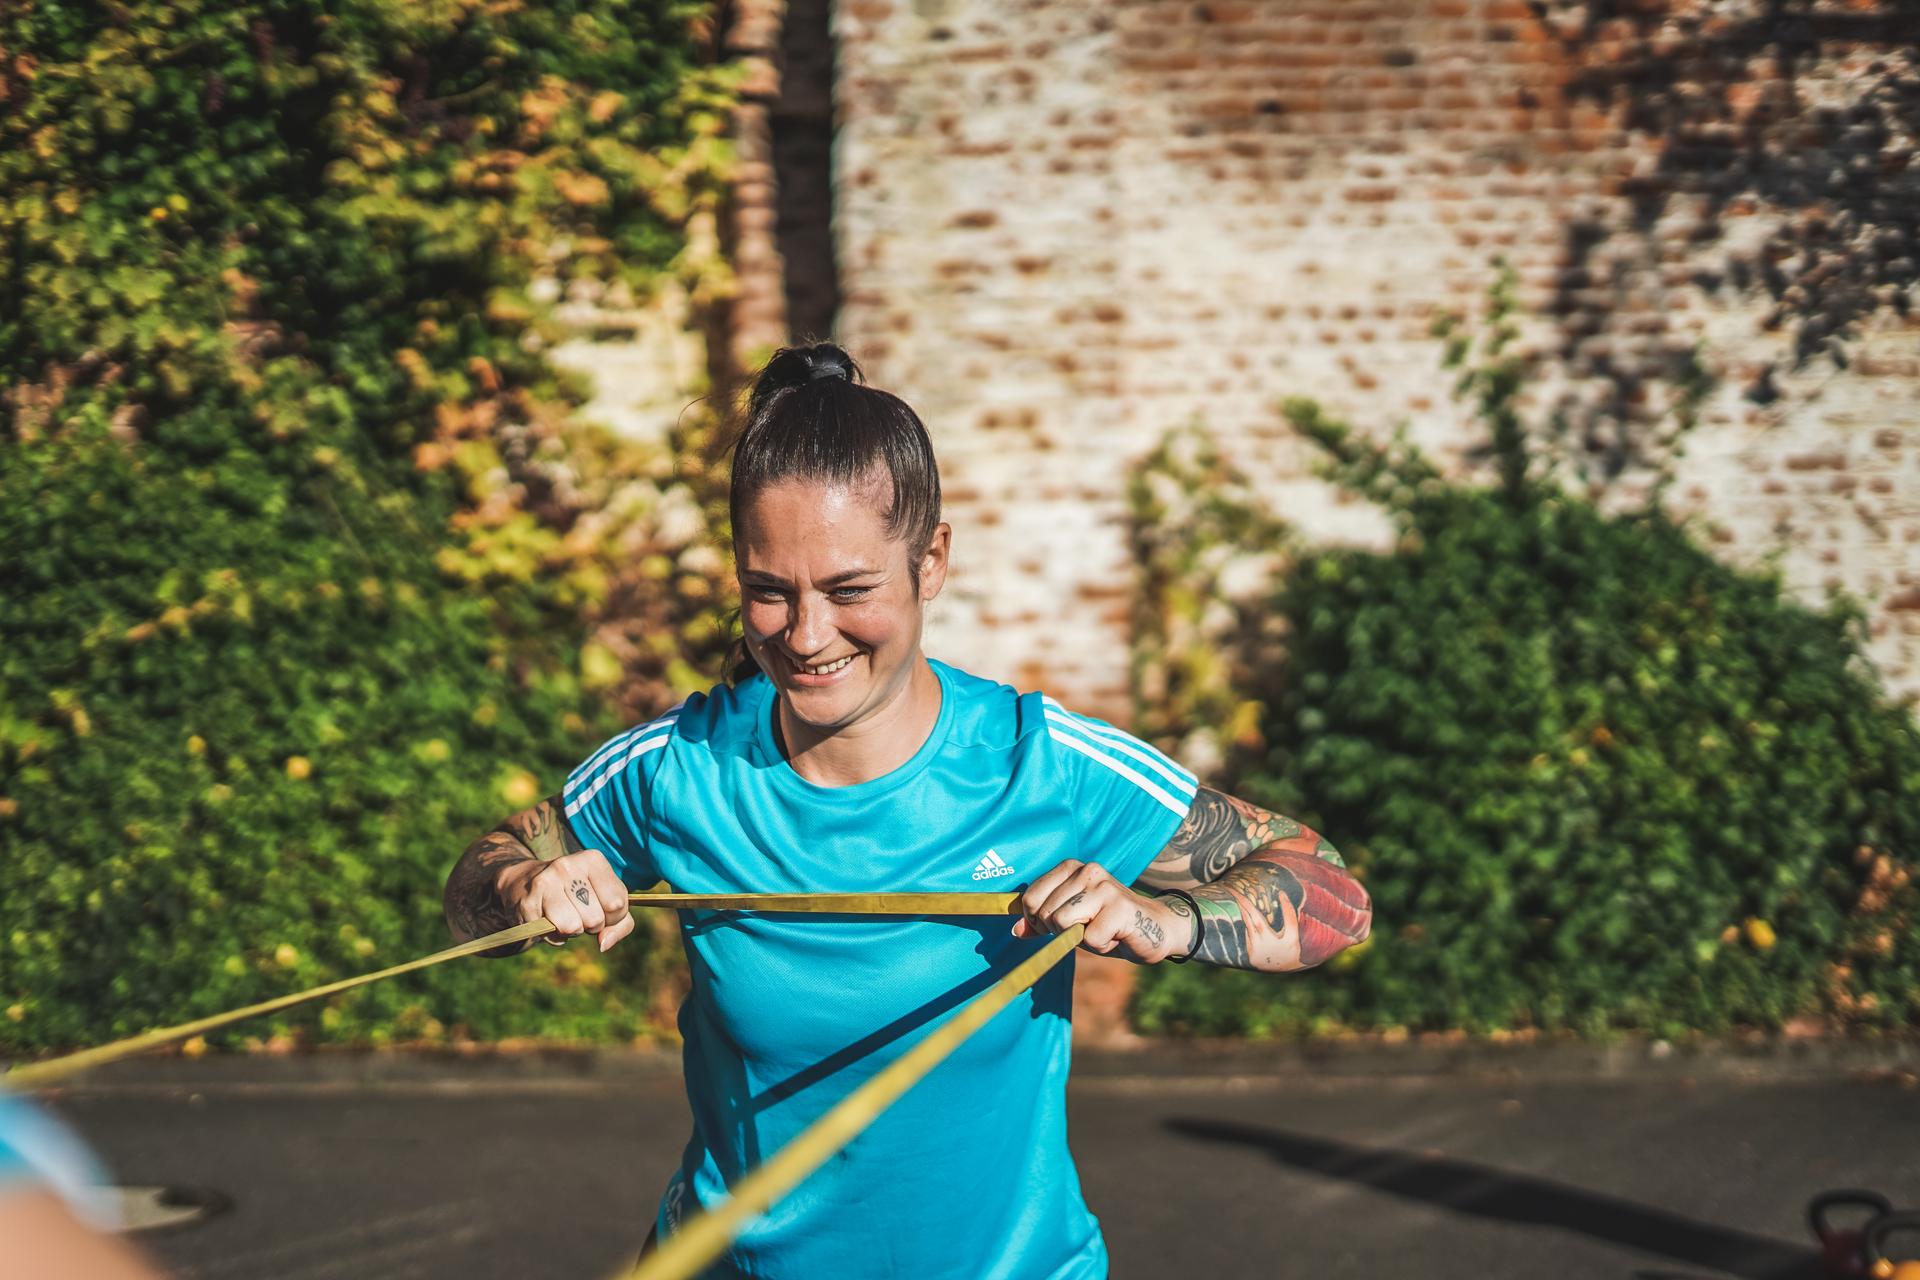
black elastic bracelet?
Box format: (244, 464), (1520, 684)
(1154, 888), (1203, 964)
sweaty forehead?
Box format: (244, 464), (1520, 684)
(738, 475), (901, 569)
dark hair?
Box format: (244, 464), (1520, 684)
(726, 343), (943, 683)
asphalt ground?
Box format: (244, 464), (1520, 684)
(39, 1060), (1920, 1280)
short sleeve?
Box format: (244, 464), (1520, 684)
(0, 1096), (113, 1225)
(561, 703), (682, 889)
(1040, 696), (1196, 886)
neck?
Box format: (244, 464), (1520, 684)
(777, 658), (943, 786)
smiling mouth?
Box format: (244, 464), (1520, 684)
(790, 653), (857, 676)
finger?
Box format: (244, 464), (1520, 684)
(564, 873), (607, 934)
(1082, 900), (1132, 954)
(1036, 867), (1113, 936)
(598, 912), (637, 953)
(1020, 860), (1084, 932)
(1019, 860), (1082, 913)
(1039, 887), (1100, 936)
(1039, 868), (1108, 924)
(587, 861), (630, 931)
(541, 888), (587, 938)
(511, 873), (550, 926)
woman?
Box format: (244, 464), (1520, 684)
(443, 345), (1372, 1278)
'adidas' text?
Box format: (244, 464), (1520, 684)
(971, 850), (1016, 881)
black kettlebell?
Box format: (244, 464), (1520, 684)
(1810, 1190), (1894, 1277)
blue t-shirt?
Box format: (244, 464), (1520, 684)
(0, 1094), (113, 1225)
(0, 1100), (29, 1189)
(564, 660), (1194, 1279)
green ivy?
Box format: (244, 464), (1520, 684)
(1, 0), (738, 1052)
(1132, 314), (1920, 1040)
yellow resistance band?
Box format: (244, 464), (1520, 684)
(628, 892), (1016, 915)
(3, 918), (555, 1090)
(3, 892), (1020, 1091)
(621, 923), (1086, 1280)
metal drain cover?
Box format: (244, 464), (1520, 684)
(108, 1185), (229, 1234)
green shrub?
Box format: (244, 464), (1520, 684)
(1132, 323), (1920, 1040)
(1, 1), (737, 1052)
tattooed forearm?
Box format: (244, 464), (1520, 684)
(1157, 891), (1199, 958)
(443, 832), (535, 954)
(1141, 789), (1254, 887)
(1138, 785), (1369, 971)
(443, 795), (582, 955)
(1139, 786), (1338, 891)
(501, 799), (579, 863)
(1192, 852), (1371, 970)
(1275, 854), (1371, 965)
(1190, 894), (1255, 967)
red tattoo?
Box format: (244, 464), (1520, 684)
(1280, 854), (1371, 967)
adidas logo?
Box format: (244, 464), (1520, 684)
(971, 849), (1016, 881)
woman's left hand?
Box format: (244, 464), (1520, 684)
(1011, 859), (1192, 964)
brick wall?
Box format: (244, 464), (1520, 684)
(812, 0), (1920, 717)
(555, 2), (1918, 717)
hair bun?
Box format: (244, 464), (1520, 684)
(760, 343), (861, 394)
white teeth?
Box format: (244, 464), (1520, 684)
(797, 655), (855, 675)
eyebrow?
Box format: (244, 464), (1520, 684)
(740, 568), (883, 587)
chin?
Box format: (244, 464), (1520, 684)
(782, 684), (868, 728)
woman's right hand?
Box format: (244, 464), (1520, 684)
(496, 849), (636, 952)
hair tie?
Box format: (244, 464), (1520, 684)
(808, 361), (847, 382)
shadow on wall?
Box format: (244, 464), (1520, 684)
(771, 0), (839, 343)
(1527, 0), (1920, 478)
(1165, 1116), (1825, 1280)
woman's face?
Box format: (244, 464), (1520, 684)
(737, 474), (949, 733)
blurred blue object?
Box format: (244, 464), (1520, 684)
(0, 1093), (116, 1229)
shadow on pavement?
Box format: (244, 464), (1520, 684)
(1165, 1117), (1823, 1280)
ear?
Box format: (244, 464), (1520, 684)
(918, 523), (952, 601)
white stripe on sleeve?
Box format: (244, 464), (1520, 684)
(1048, 729), (1191, 817)
(1042, 698), (1194, 779)
(567, 726), (640, 792)
(1042, 706), (1197, 800)
(565, 709), (680, 802)
(565, 732), (674, 819)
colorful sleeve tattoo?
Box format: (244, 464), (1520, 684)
(1137, 787), (1370, 971)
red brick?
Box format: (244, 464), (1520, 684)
(947, 43), (1011, 63)
(1785, 453), (1849, 471)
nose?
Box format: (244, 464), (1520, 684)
(787, 593), (834, 657)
